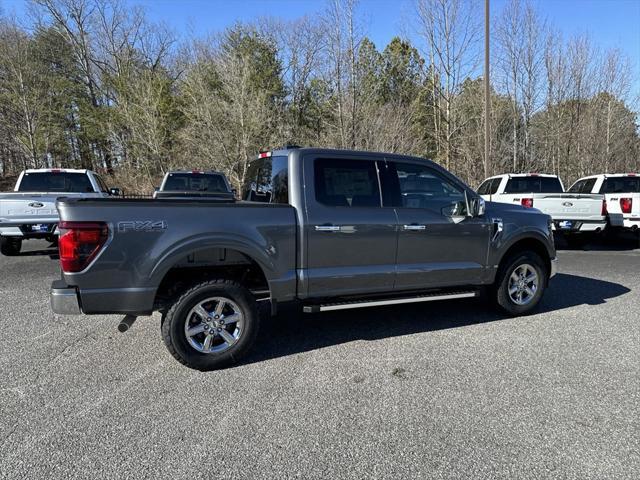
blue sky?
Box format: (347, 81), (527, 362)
(3, 0), (640, 94)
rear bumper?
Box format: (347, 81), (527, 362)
(622, 217), (640, 229)
(0, 224), (58, 237)
(550, 257), (558, 278)
(51, 284), (82, 315)
(50, 280), (156, 316)
(552, 220), (606, 233)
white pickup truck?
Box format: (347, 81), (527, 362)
(0, 168), (118, 255)
(568, 173), (640, 234)
(478, 173), (607, 243)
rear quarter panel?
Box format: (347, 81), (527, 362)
(57, 199), (297, 310)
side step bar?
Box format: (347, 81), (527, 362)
(303, 290), (479, 313)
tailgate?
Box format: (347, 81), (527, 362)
(0, 194), (60, 226)
(532, 194), (605, 221)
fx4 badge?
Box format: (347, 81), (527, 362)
(118, 220), (167, 232)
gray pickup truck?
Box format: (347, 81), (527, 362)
(51, 147), (557, 370)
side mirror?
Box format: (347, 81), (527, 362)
(109, 187), (121, 196)
(154, 186), (160, 192)
(464, 191), (485, 217)
(232, 188), (238, 197)
(472, 196), (486, 217)
(442, 200), (468, 218)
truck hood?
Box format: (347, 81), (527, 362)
(484, 200), (545, 217)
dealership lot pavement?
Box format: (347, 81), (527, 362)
(1, 238), (639, 479)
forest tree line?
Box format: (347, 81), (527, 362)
(0, 0), (638, 192)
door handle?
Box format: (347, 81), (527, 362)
(403, 224), (427, 231)
(315, 225), (341, 232)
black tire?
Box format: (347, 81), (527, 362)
(493, 251), (548, 316)
(0, 237), (22, 256)
(161, 279), (260, 371)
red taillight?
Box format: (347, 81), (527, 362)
(602, 199), (608, 216)
(258, 151), (272, 159)
(620, 198), (633, 214)
(521, 198), (534, 208)
(58, 222), (109, 273)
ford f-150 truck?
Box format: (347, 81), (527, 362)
(568, 173), (640, 235)
(51, 148), (557, 370)
(477, 173), (608, 245)
(153, 170), (235, 200)
(0, 169), (119, 255)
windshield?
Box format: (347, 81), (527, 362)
(163, 173), (230, 193)
(504, 177), (563, 194)
(18, 172), (94, 193)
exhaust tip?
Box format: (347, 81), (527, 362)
(118, 315), (137, 333)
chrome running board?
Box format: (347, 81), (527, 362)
(303, 290), (479, 313)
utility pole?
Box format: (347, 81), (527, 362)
(484, 0), (491, 178)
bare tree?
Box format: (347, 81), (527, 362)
(415, 0), (481, 170)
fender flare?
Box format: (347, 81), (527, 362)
(149, 232), (277, 288)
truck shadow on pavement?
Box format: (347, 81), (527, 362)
(244, 273), (630, 366)
(555, 232), (640, 251)
(18, 248), (59, 259)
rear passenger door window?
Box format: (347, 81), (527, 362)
(314, 159), (381, 207)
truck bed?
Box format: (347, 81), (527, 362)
(55, 197), (298, 313)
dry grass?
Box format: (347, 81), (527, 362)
(105, 169), (164, 196)
(0, 175), (18, 191)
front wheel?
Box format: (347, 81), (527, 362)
(493, 251), (548, 316)
(0, 237), (22, 256)
(161, 279), (260, 371)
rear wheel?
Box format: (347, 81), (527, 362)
(0, 237), (22, 256)
(161, 279), (260, 371)
(493, 251), (548, 316)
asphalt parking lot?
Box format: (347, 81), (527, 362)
(1, 237), (639, 479)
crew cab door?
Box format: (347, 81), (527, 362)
(385, 161), (491, 289)
(302, 154), (398, 298)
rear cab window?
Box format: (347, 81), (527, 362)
(600, 177), (640, 193)
(18, 172), (94, 193)
(504, 177), (563, 194)
(164, 173), (230, 193)
(242, 155), (289, 204)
